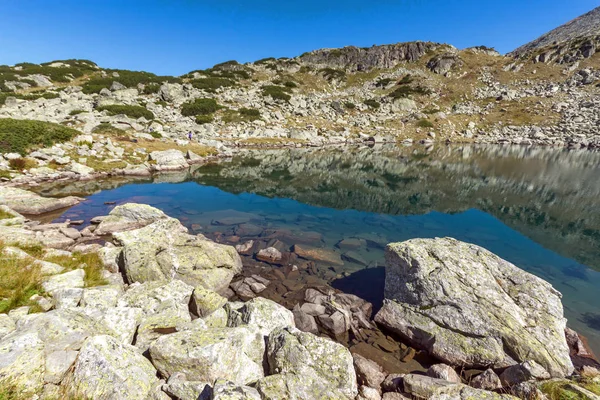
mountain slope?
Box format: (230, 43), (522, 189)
(511, 6), (600, 60)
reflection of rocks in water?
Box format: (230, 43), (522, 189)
(562, 264), (589, 281)
(581, 313), (600, 330)
(188, 145), (600, 271)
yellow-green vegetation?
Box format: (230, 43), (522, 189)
(416, 119), (434, 128)
(45, 252), (107, 288)
(0, 209), (14, 220)
(69, 109), (86, 116)
(222, 107), (261, 123)
(8, 158), (37, 171)
(0, 241), (108, 314)
(540, 378), (600, 400)
(84, 157), (128, 172)
(0, 118), (80, 155)
(239, 137), (306, 145)
(91, 122), (128, 137)
(142, 83), (160, 94)
(96, 104), (154, 120)
(181, 98), (221, 116)
(0, 242), (43, 313)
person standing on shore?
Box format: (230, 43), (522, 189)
(188, 131), (193, 141)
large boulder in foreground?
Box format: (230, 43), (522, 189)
(114, 218), (242, 293)
(94, 203), (168, 235)
(374, 238), (573, 378)
(256, 327), (358, 399)
(67, 335), (160, 400)
(0, 186), (81, 214)
(149, 326), (265, 385)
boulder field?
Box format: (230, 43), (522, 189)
(0, 193), (597, 399)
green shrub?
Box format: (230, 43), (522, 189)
(388, 85), (430, 99)
(143, 83), (161, 94)
(190, 77), (234, 93)
(344, 102), (356, 109)
(240, 108), (261, 119)
(92, 122), (127, 136)
(212, 60), (239, 69)
(363, 99), (380, 109)
(0, 119), (80, 155)
(8, 158), (36, 171)
(375, 78), (393, 88)
(195, 115), (214, 124)
(82, 70), (180, 94)
(255, 57), (276, 65)
(319, 68), (346, 82)
(261, 85), (291, 102)
(398, 74), (414, 85)
(284, 81), (298, 88)
(96, 104), (154, 120)
(416, 119), (434, 128)
(149, 131), (162, 138)
(69, 109), (85, 116)
(181, 98), (220, 116)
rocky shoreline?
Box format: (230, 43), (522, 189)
(1, 185), (599, 399)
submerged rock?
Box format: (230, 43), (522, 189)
(114, 218), (242, 292)
(374, 238), (573, 377)
(0, 186), (81, 215)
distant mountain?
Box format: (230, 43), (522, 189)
(511, 6), (600, 62)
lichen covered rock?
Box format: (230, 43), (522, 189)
(257, 327), (358, 399)
(375, 238), (574, 377)
(114, 218), (242, 292)
(67, 335), (160, 400)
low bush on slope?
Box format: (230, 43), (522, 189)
(96, 104), (154, 120)
(82, 70), (180, 94)
(181, 98), (221, 116)
(0, 118), (80, 155)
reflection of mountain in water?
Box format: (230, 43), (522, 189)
(187, 145), (600, 271)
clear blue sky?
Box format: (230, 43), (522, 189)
(0, 0), (598, 76)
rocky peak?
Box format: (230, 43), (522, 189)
(298, 41), (441, 71)
(511, 6), (600, 63)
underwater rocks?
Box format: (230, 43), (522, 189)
(374, 237), (574, 378)
(0, 186), (81, 214)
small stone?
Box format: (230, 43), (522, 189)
(427, 364), (461, 383)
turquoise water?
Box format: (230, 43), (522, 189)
(45, 145), (600, 355)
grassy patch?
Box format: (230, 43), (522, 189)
(91, 123), (128, 137)
(222, 107), (261, 123)
(45, 252), (107, 288)
(69, 109), (85, 116)
(0, 242), (43, 314)
(0, 118), (80, 155)
(96, 104), (154, 120)
(8, 158), (37, 171)
(540, 379), (600, 400)
(0, 209), (14, 220)
(181, 98), (221, 116)
(416, 119), (434, 128)
(344, 102), (356, 109)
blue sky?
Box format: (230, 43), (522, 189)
(0, 0), (598, 75)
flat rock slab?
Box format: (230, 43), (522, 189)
(293, 244), (344, 266)
(0, 186), (81, 215)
